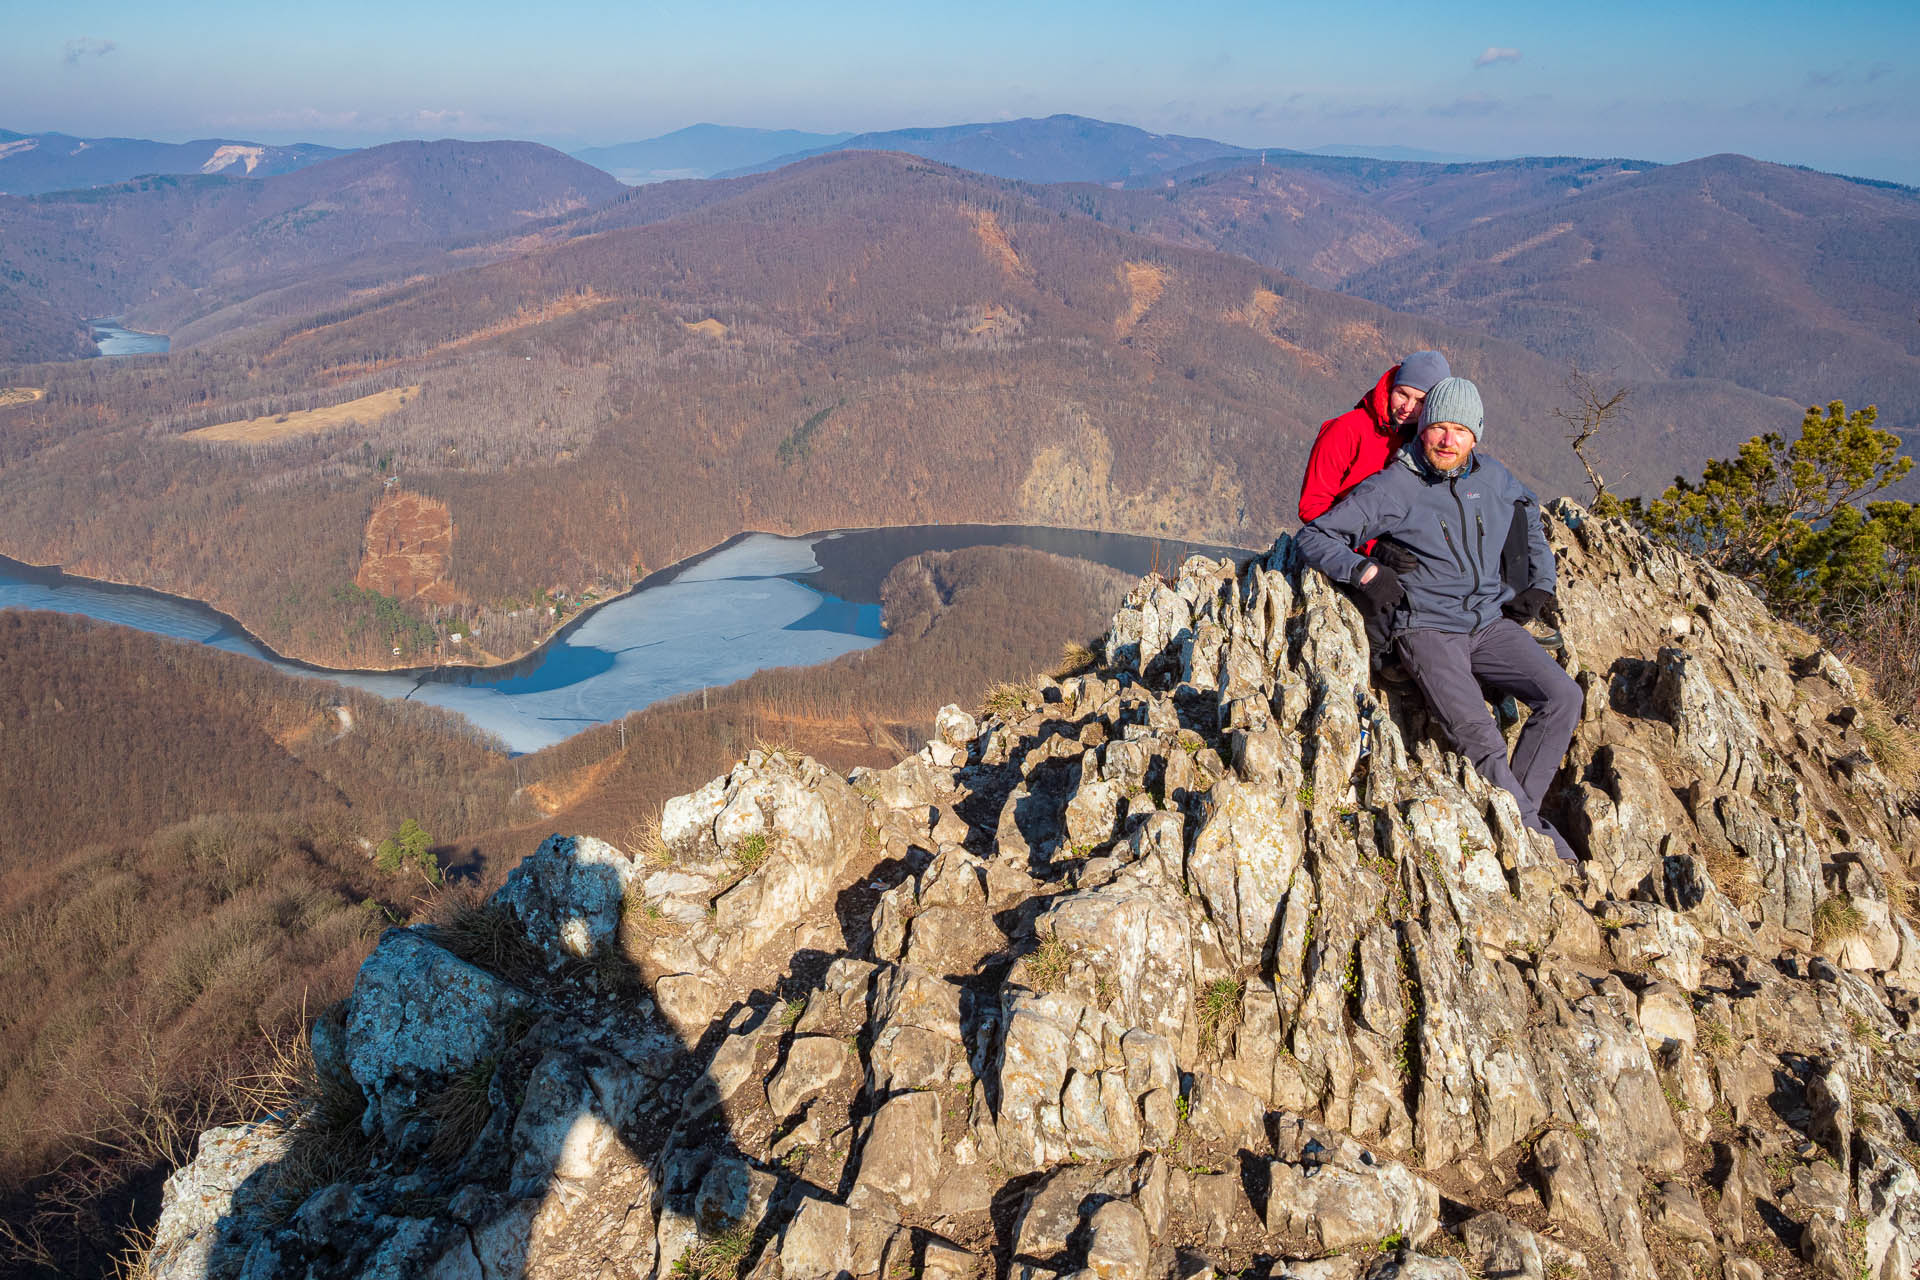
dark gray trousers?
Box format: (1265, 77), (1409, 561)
(1395, 619), (1582, 861)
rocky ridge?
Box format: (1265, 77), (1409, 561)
(147, 503), (1920, 1280)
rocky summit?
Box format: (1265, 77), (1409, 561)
(146, 504), (1920, 1280)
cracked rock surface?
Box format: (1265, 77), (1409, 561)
(149, 506), (1920, 1280)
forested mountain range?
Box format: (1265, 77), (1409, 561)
(5, 115), (1914, 443)
(0, 150), (1791, 668)
(0, 128), (342, 196)
(1015, 151), (1920, 434)
(718, 112), (1262, 182)
(0, 140), (624, 361)
(2, 118), (1915, 670)
(573, 124), (853, 183)
(1334, 153), (1920, 429)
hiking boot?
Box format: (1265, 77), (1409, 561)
(1373, 655), (1416, 689)
(1525, 617), (1566, 652)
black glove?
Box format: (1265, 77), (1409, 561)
(1353, 561), (1405, 615)
(1370, 536), (1420, 575)
(1505, 587), (1559, 624)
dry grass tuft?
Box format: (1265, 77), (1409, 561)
(676, 1221), (757, 1279)
(1826, 601), (1920, 790)
(752, 738), (804, 767)
(1884, 866), (1915, 925)
(728, 831), (771, 873)
(1026, 937), (1072, 994)
(1051, 639), (1099, 680)
(424, 1054), (498, 1165)
(1855, 700), (1920, 791)
(233, 1017), (373, 1219)
(1701, 840), (1760, 908)
(1197, 976), (1245, 1054)
(1811, 894), (1866, 950)
(623, 807), (672, 866)
(982, 680), (1037, 718)
(430, 891), (547, 989)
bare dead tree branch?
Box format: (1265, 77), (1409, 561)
(1552, 364), (1632, 510)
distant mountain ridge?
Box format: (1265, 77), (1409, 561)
(720, 113), (1266, 183)
(0, 128), (344, 196)
(0, 149), (1796, 674)
(0, 138), (625, 359)
(573, 124), (853, 184)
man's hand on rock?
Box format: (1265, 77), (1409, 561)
(1354, 561), (1406, 615)
(1505, 587), (1559, 624)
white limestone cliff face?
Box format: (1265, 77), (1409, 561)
(149, 505), (1920, 1280)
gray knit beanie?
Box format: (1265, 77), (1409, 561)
(1418, 376), (1485, 442)
(1393, 349), (1450, 393)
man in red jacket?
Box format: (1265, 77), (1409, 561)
(1298, 350), (1450, 524)
(1297, 350), (1450, 667)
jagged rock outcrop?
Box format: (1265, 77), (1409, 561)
(149, 504), (1920, 1280)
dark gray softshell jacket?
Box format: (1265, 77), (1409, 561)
(1294, 445), (1553, 635)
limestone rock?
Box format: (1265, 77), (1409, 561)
(342, 928), (533, 1145)
(146, 511), (1920, 1280)
(494, 833), (643, 962)
(766, 1036), (856, 1120)
(147, 1123), (286, 1280)
(849, 1090), (943, 1213)
(1265, 1117), (1440, 1250)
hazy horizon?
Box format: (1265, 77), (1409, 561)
(3, 0), (1915, 187)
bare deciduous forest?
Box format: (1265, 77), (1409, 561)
(0, 154), (1788, 670)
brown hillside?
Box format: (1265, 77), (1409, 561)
(1042, 151), (1920, 435)
(1336, 154), (1920, 431)
(0, 140), (623, 349)
(0, 152), (1792, 668)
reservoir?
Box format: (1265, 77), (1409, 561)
(89, 318), (171, 356)
(0, 524), (1251, 754)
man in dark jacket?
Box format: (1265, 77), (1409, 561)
(1295, 377), (1582, 863)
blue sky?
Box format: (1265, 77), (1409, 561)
(6, 0), (1917, 183)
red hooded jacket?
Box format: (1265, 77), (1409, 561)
(1297, 364), (1414, 524)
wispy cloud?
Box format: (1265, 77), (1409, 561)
(1823, 99), (1898, 122)
(1474, 47), (1522, 68)
(1808, 60), (1896, 89)
(62, 36), (116, 65)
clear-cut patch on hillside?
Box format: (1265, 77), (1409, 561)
(145, 506), (1920, 1280)
(183, 385), (419, 444)
(1487, 221), (1577, 266)
(1116, 261), (1167, 338)
(355, 489), (462, 607)
(1227, 285), (1336, 375)
(966, 206), (1030, 281)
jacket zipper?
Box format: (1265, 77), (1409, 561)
(1439, 519), (1467, 574)
(1449, 479), (1483, 599)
